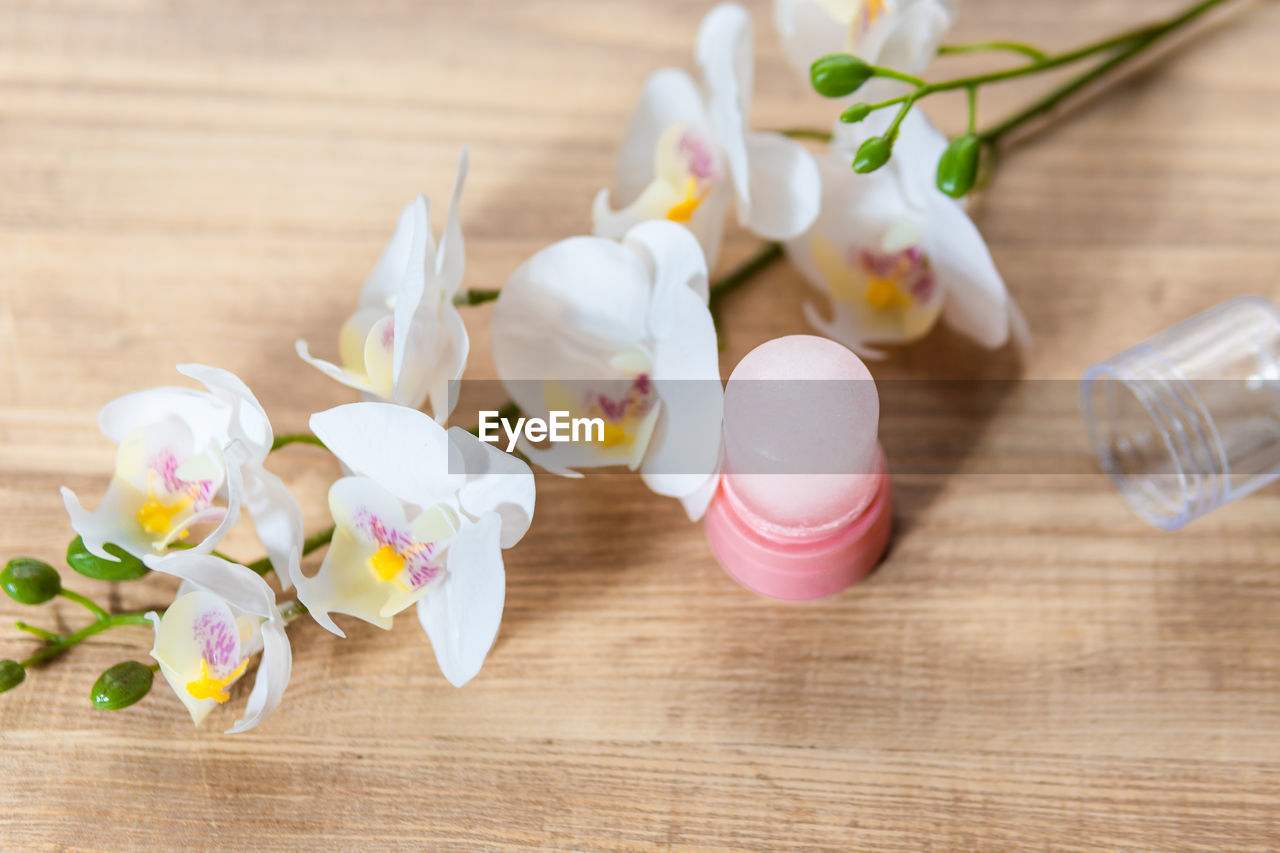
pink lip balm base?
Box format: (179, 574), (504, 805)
(704, 335), (892, 601)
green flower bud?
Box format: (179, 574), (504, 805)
(91, 661), (154, 710)
(840, 103), (873, 124)
(810, 54), (874, 98)
(1, 558), (62, 605)
(936, 134), (982, 198)
(66, 537), (149, 582)
(0, 660), (25, 693)
(853, 136), (894, 173)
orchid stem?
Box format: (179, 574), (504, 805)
(455, 288), (501, 306)
(977, 0), (1229, 146)
(57, 589), (109, 621)
(246, 525), (336, 577)
(17, 612), (152, 669)
(938, 40), (1048, 62)
(271, 432), (327, 452)
(707, 242), (785, 350)
(14, 622), (62, 643)
(807, 0), (1232, 155)
(779, 128), (834, 143)
(709, 243), (785, 308)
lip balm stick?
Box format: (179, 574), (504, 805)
(704, 335), (892, 600)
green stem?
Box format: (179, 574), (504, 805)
(872, 66), (927, 87)
(245, 525), (336, 577)
(57, 589), (109, 621)
(779, 128), (834, 143)
(271, 432), (327, 452)
(18, 612), (151, 669)
(938, 40), (1049, 62)
(978, 0), (1228, 145)
(454, 288), (501, 306)
(708, 243), (784, 308)
(14, 622), (61, 643)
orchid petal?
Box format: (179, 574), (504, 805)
(241, 466), (304, 590)
(299, 476), (414, 633)
(226, 618), (291, 734)
(294, 339), (381, 396)
(774, 0), (848, 84)
(695, 2), (753, 209)
(622, 220), (711, 329)
(390, 197), (431, 401)
(435, 147), (469, 296)
(150, 590), (242, 726)
(144, 553), (277, 618)
(922, 197), (1012, 349)
(492, 236), (655, 421)
(639, 285), (724, 512)
(448, 427), (536, 548)
(97, 386), (229, 450)
(418, 512), (505, 688)
(309, 403), (462, 510)
(361, 195), (434, 310)
(611, 68), (710, 206)
(177, 364), (274, 462)
(738, 131), (821, 240)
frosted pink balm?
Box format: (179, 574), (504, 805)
(704, 335), (891, 600)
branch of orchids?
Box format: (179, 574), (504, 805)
(804, 0), (1233, 196)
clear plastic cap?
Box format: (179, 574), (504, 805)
(1081, 296), (1280, 530)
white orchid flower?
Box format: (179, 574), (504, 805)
(61, 365), (304, 582)
(299, 402), (535, 688)
(593, 3), (820, 271)
(775, 0), (957, 98)
(491, 220), (724, 521)
(297, 149), (470, 422)
(786, 107), (1026, 357)
(143, 553), (291, 734)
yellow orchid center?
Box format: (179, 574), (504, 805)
(368, 544), (406, 583)
(864, 275), (909, 311)
(185, 657), (249, 704)
(666, 176), (706, 223)
(866, 0), (887, 23)
(135, 471), (193, 539)
(136, 497), (190, 537)
(598, 422), (630, 447)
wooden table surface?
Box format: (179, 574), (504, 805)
(3, 1), (1280, 849)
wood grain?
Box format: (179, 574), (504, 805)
(3, 1), (1280, 849)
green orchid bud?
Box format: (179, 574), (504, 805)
(840, 103), (873, 124)
(936, 134), (982, 198)
(853, 136), (894, 173)
(1, 558), (62, 605)
(810, 54), (874, 98)
(91, 661), (154, 710)
(66, 537), (149, 582)
(0, 660), (24, 693)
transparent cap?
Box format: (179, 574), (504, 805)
(1080, 296), (1280, 530)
